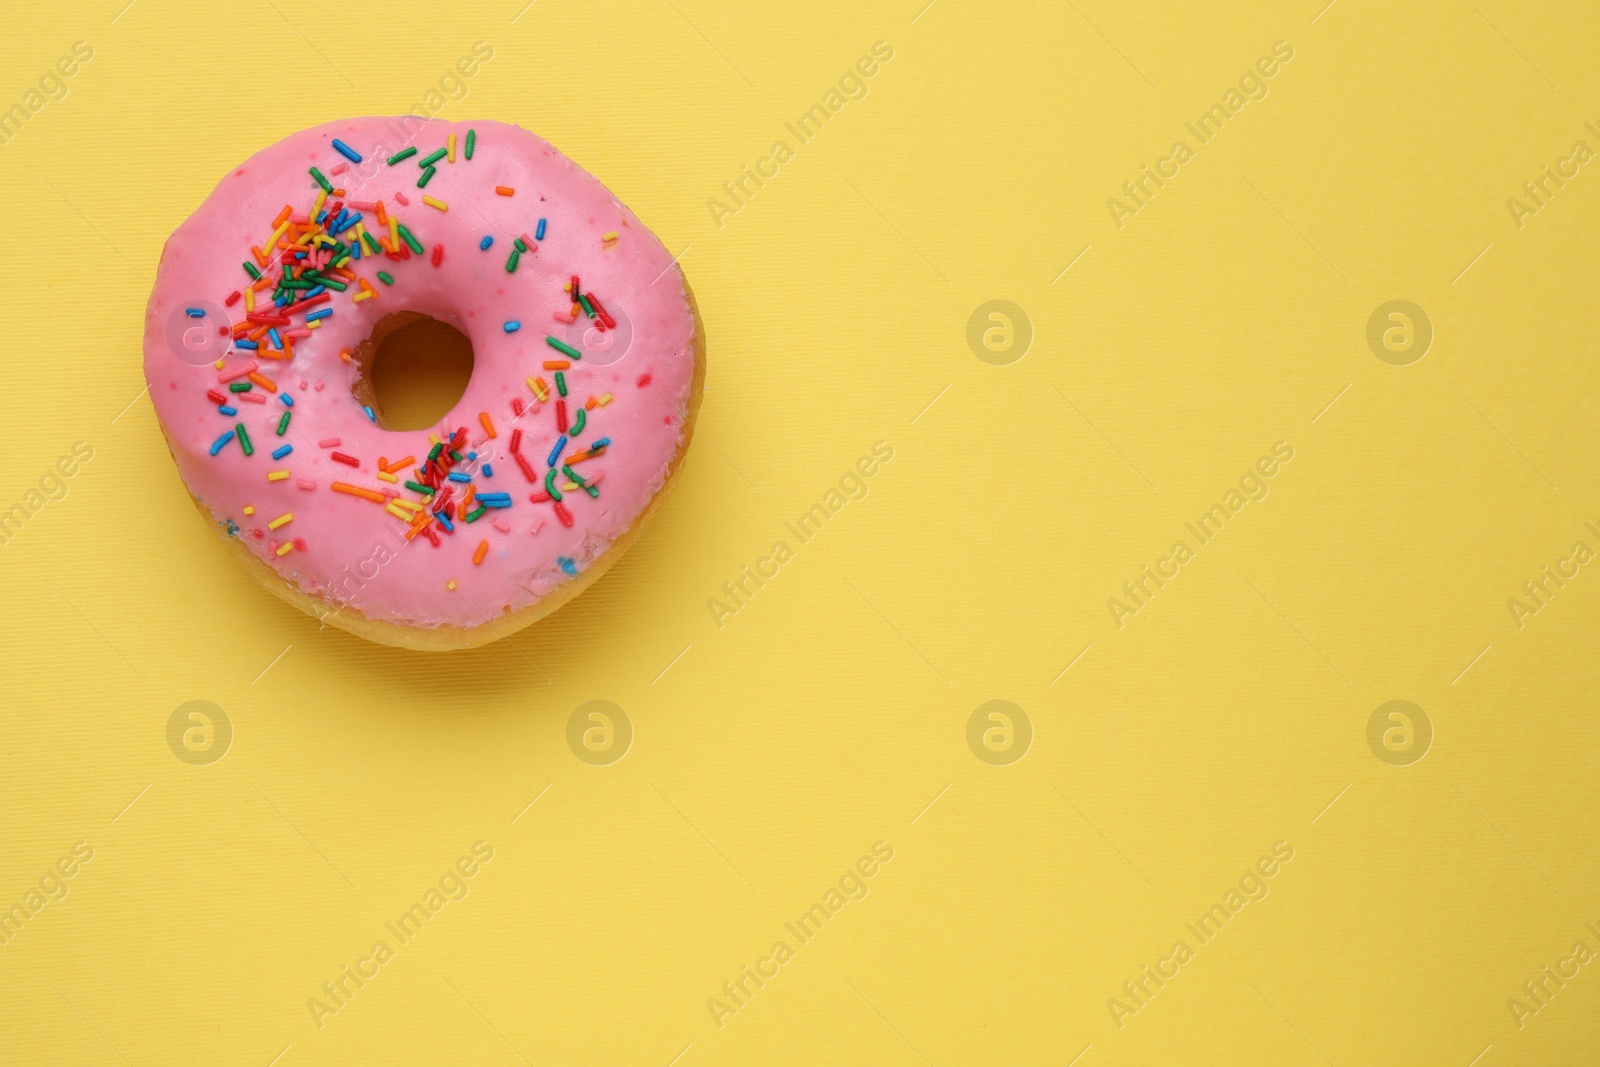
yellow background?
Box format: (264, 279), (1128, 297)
(3, 1), (1598, 1063)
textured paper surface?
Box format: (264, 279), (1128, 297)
(2, 2), (1598, 1064)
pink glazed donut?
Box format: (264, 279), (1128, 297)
(143, 118), (703, 650)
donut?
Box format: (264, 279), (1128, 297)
(142, 118), (704, 651)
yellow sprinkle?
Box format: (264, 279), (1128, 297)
(307, 319), (322, 329)
(276, 542), (294, 556)
(312, 188), (328, 216)
(244, 287), (255, 312)
(376, 470), (397, 483)
(391, 498), (423, 512)
(598, 392), (613, 406)
(242, 505), (255, 515)
(602, 231), (618, 242)
(267, 219), (289, 249)
(447, 132), (457, 163)
(389, 217), (399, 250)
(268, 512), (294, 530)
(352, 290), (373, 302)
(428, 433), (440, 445)
(213, 358), (225, 370)
(446, 579), (458, 591)
(385, 502), (412, 522)
(422, 195), (447, 212)
(267, 470), (291, 482)
(531, 377), (549, 401)
(561, 481), (578, 492)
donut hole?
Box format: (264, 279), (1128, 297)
(355, 313), (475, 431)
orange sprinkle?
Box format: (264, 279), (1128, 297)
(479, 412), (497, 438)
(273, 204), (293, 227)
(543, 360), (571, 370)
(495, 186), (515, 196)
(247, 372), (278, 393)
(331, 482), (386, 503)
(383, 454), (415, 473)
(472, 540), (488, 565)
(584, 396), (597, 410)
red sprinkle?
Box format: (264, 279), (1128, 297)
(431, 244), (443, 267)
(553, 500), (574, 527)
(206, 389), (229, 405)
(636, 373), (652, 388)
(588, 293), (616, 330)
(527, 491), (552, 504)
(513, 452), (540, 483)
(556, 399), (568, 433)
(330, 452), (359, 467)
(509, 428), (522, 452)
(225, 291), (242, 307)
(511, 397), (525, 417)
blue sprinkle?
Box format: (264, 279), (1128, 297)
(350, 242), (362, 260)
(364, 406), (376, 423)
(273, 294), (289, 307)
(185, 307), (205, 318)
(306, 285), (326, 298)
(218, 405), (237, 416)
(466, 451), (477, 460)
(558, 556), (578, 577)
(592, 437), (610, 448)
(447, 471), (471, 483)
(268, 327), (283, 349)
(479, 235), (493, 250)
(535, 218), (547, 240)
(306, 308), (332, 322)
(476, 492), (511, 502)
(546, 435), (566, 467)
(503, 320), (520, 333)
(236, 340), (259, 350)
(436, 511), (454, 532)
(279, 392), (294, 407)
(482, 463), (493, 478)
(209, 430), (235, 456)
(331, 138), (362, 163)
(272, 444), (292, 460)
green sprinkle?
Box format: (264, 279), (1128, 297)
(513, 237), (528, 253)
(397, 223), (424, 255)
(387, 146), (418, 165)
(229, 381), (253, 393)
(449, 449), (463, 463)
(310, 166), (333, 193)
(428, 442), (443, 461)
(506, 249), (521, 272)
(405, 480), (434, 495)
(578, 293), (595, 318)
(554, 371), (568, 397)
(418, 147), (448, 168)
(464, 505), (487, 523)
(464, 129), (475, 159)
(313, 275), (347, 292)
(417, 165), (437, 188)
(564, 464), (599, 498)
(544, 336), (581, 359)
(361, 231), (382, 254)
(243, 261), (262, 281)
(236, 423), (254, 456)
(544, 467), (562, 501)
(276, 412), (290, 436)
(569, 408), (586, 436)
(376, 271), (395, 286)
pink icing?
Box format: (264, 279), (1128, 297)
(143, 118), (696, 630)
